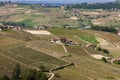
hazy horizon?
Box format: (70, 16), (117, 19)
(0, 0), (116, 3)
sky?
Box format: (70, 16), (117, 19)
(0, 0), (116, 3)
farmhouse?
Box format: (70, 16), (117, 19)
(65, 26), (77, 29)
(0, 25), (3, 31)
(110, 58), (120, 64)
(0, 25), (22, 31)
(51, 37), (75, 45)
(13, 26), (22, 30)
(85, 43), (96, 48)
(6, 25), (14, 29)
(82, 25), (91, 30)
(51, 38), (61, 44)
(0, 25), (13, 30)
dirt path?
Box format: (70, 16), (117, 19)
(48, 72), (55, 80)
(91, 54), (108, 59)
(61, 44), (68, 53)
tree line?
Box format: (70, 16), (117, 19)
(90, 25), (118, 33)
(65, 2), (120, 10)
(2, 21), (32, 28)
(0, 2), (5, 6)
(0, 64), (47, 80)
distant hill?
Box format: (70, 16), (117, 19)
(0, 0), (116, 4)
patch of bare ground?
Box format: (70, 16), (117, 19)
(91, 54), (108, 59)
(96, 36), (120, 52)
(24, 30), (52, 35)
(69, 17), (79, 20)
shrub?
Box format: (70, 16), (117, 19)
(101, 57), (108, 63)
(2, 75), (9, 80)
(102, 49), (110, 55)
(96, 47), (102, 51)
(114, 60), (120, 64)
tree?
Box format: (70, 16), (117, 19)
(25, 70), (47, 80)
(25, 70), (36, 80)
(114, 60), (120, 64)
(35, 71), (43, 80)
(65, 2), (120, 10)
(12, 64), (21, 80)
(102, 49), (110, 55)
(101, 57), (108, 63)
(39, 65), (45, 71)
(39, 73), (47, 80)
(2, 75), (9, 80)
(96, 47), (102, 51)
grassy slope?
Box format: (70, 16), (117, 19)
(4, 5), (80, 27)
(48, 28), (98, 44)
(48, 28), (120, 80)
(79, 35), (99, 44)
(0, 30), (67, 77)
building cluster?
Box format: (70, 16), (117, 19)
(0, 25), (22, 31)
(51, 37), (75, 45)
(107, 58), (120, 64)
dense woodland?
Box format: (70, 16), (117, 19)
(65, 2), (120, 10)
(90, 26), (118, 33)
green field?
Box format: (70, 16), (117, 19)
(79, 35), (99, 44)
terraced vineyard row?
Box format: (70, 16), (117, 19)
(0, 46), (67, 70)
(86, 30), (120, 46)
(61, 45), (120, 80)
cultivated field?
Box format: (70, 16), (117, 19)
(0, 4), (120, 80)
(48, 28), (120, 80)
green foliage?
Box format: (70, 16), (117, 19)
(101, 57), (108, 63)
(90, 25), (118, 33)
(0, 2), (5, 6)
(1, 65), (47, 80)
(25, 70), (47, 80)
(96, 47), (102, 51)
(12, 64), (21, 80)
(1, 75), (9, 80)
(19, 19), (33, 26)
(65, 2), (120, 10)
(79, 35), (99, 44)
(39, 65), (45, 70)
(39, 65), (48, 72)
(96, 47), (110, 55)
(25, 70), (36, 80)
(2, 21), (32, 28)
(102, 49), (110, 55)
(114, 60), (120, 64)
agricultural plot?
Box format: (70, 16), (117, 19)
(0, 4), (120, 80)
(85, 30), (120, 57)
(0, 46), (66, 70)
(48, 28), (120, 80)
(0, 5), (80, 27)
(79, 35), (99, 44)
